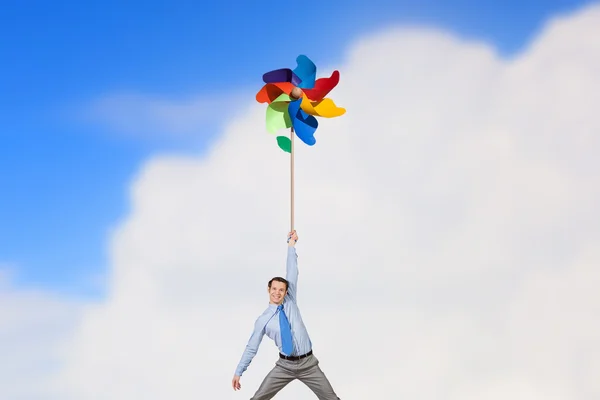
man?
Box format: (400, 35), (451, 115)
(231, 230), (341, 399)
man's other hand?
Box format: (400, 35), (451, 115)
(232, 375), (241, 391)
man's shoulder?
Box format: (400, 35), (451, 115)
(250, 306), (274, 330)
(283, 297), (298, 309)
(257, 306), (275, 320)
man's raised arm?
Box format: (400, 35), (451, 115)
(286, 230), (299, 301)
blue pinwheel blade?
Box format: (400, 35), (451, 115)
(288, 99), (318, 145)
(293, 55), (316, 89)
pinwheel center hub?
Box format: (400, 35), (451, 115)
(290, 87), (303, 100)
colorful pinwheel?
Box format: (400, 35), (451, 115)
(256, 55), (346, 152)
(256, 55), (346, 231)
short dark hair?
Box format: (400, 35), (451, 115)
(268, 276), (288, 291)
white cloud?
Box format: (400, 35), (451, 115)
(5, 3), (600, 399)
(0, 271), (83, 400)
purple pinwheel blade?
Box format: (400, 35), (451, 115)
(288, 99), (318, 146)
(291, 72), (302, 87)
(263, 68), (294, 84)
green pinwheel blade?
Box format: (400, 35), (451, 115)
(276, 136), (292, 153)
(266, 94), (292, 134)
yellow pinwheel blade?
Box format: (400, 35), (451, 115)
(299, 95), (346, 118)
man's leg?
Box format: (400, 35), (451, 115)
(297, 356), (340, 400)
(250, 360), (296, 400)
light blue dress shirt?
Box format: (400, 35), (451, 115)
(234, 246), (313, 377)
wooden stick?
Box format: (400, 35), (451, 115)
(290, 126), (295, 232)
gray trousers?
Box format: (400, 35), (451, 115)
(250, 354), (340, 400)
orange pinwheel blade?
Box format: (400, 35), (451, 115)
(256, 82), (295, 104)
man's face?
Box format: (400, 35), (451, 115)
(268, 281), (287, 305)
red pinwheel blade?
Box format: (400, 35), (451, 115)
(302, 71), (340, 102)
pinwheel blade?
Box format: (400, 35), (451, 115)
(276, 136), (292, 153)
(256, 82), (295, 104)
(266, 94), (292, 134)
(293, 55), (316, 89)
(299, 96), (346, 118)
(263, 68), (293, 84)
(263, 68), (302, 86)
(302, 70), (340, 101)
(288, 98), (318, 146)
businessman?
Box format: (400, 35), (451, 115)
(232, 230), (341, 399)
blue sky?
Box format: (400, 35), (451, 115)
(0, 0), (594, 297)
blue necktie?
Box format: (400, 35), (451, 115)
(278, 305), (294, 355)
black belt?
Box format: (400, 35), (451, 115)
(279, 350), (313, 361)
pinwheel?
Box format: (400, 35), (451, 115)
(256, 55), (346, 230)
(256, 54), (346, 152)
